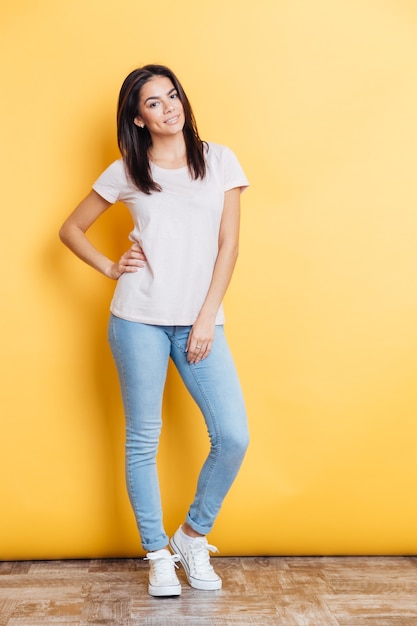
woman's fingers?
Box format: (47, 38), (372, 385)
(131, 243), (147, 261)
(115, 244), (147, 276)
(186, 330), (213, 364)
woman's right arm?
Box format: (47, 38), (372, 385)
(59, 189), (145, 280)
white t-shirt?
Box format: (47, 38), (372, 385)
(93, 142), (249, 325)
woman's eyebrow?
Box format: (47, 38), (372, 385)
(144, 87), (177, 105)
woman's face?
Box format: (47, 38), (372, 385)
(134, 75), (185, 138)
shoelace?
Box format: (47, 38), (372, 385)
(188, 540), (219, 575)
(144, 552), (181, 583)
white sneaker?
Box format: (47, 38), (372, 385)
(169, 527), (222, 590)
(144, 548), (181, 597)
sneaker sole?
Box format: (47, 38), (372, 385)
(169, 536), (222, 591)
(148, 583), (181, 597)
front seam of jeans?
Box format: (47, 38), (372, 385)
(109, 319), (141, 524)
(170, 333), (222, 522)
(186, 361), (221, 522)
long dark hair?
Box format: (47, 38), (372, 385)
(117, 64), (206, 194)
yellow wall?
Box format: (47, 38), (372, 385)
(1, 0), (417, 559)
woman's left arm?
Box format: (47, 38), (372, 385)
(186, 187), (241, 363)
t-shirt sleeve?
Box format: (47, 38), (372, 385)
(221, 146), (249, 193)
(92, 160), (125, 204)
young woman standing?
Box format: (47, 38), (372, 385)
(59, 64), (249, 597)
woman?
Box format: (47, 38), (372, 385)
(59, 64), (249, 597)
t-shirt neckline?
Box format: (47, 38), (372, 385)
(150, 161), (188, 172)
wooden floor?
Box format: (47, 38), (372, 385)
(1, 556), (417, 625)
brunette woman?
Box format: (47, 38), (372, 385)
(60, 64), (249, 597)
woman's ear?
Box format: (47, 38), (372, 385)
(134, 117), (145, 128)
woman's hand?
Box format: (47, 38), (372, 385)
(108, 243), (147, 280)
(186, 316), (215, 364)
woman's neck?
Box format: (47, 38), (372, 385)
(149, 135), (187, 169)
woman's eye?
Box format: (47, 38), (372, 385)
(170, 93), (178, 99)
(150, 102), (159, 108)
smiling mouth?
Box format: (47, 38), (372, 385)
(165, 116), (180, 125)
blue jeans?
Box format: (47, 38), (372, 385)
(108, 315), (249, 551)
